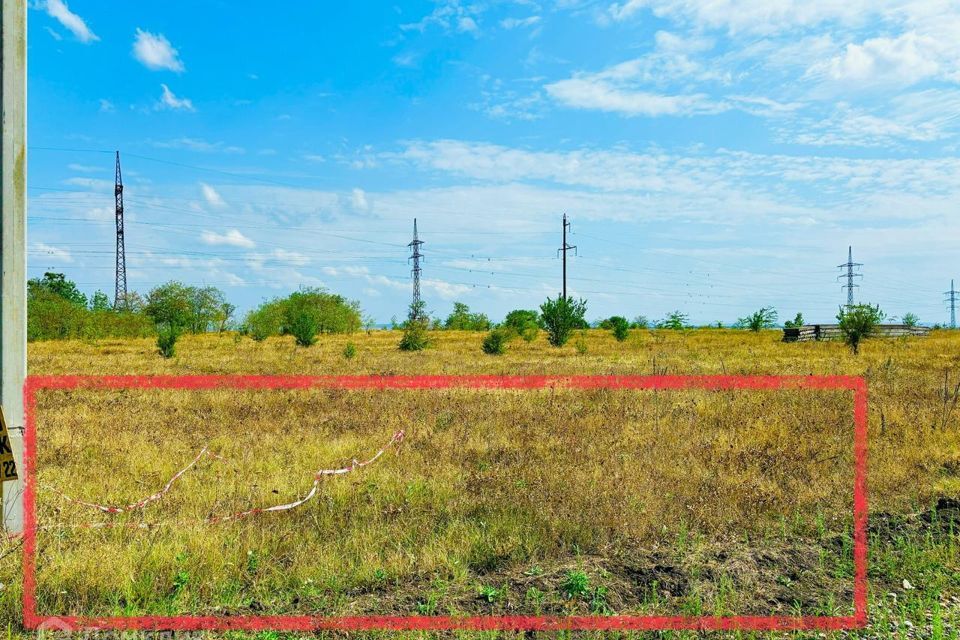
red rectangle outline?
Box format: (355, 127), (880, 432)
(22, 374), (868, 632)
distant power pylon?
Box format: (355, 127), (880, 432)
(407, 218), (424, 320)
(114, 151), (128, 309)
(946, 279), (958, 329)
(837, 245), (862, 307)
(557, 213), (577, 299)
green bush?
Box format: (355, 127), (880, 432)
(502, 309), (540, 342)
(343, 342), (357, 359)
(657, 311), (689, 330)
(245, 300), (285, 342)
(837, 303), (884, 355)
(783, 312), (804, 329)
(244, 288), (363, 342)
(444, 302), (491, 331)
(736, 307), (778, 332)
(540, 296), (588, 347)
(288, 309), (319, 347)
(399, 318), (430, 351)
(157, 325), (180, 358)
(604, 316), (630, 341)
(482, 327), (515, 355)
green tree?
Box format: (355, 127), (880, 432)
(631, 315), (650, 329)
(605, 316), (630, 341)
(145, 282), (194, 331)
(90, 291), (111, 311)
(540, 296), (588, 347)
(244, 300), (285, 342)
(783, 312), (805, 329)
(503, 309), (540, 342)
(736, 307), (778, 332)
(214, 302), (236, 334)
(837, 303), (884, 355)
(187, 286), (228, 333)
(657, 311), (689, 330)
(902, 312), (919, 328)
(28, 272), (87, 307)
(444, 302), (491, 331)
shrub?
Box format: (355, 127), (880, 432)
(503, 309), (540, 342)
(606, 316), (630, 341)
(736, 307), (778, 332)
(540, 296), (588, 347)
(399, 301), (431, 351)
(657, 311), (689, 330)
(343, 342), (357, 359)
(575, 332), (588, 354)
(444, 302), (491, 331)
(482, 327), (515, 355)
(288, 308), (319, 347)
(783, 312), (804, 329)
(245, 301), (285, 342)
(902, 312), (919, 328)
(157, 324), (180, 358)
(399, 319), (430, 351)
(837, 303), (884, 355)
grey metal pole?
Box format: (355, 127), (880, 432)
(1, 0), (27, 534)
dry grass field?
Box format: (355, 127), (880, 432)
(2, 328), (960, 638)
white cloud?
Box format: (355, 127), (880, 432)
(811, 31), (945, 87)
(200, 183), (226, 208)
(606, 0), (878, 35)
(45, 26), (63, 41)
(98, 99), (115, 113)
(133, 28), (185, 72)
(44, 0), (98, 43)
(546, 77), (724, 116)
(156, 84), (195, 111)
(500, 15), (541, 29)
(401, 1), (484, 35)
(200, 229), (255, 248)
(351, 188), (369, 211)
(153, 137), (243, 153)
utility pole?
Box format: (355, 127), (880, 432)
(114, 151), (128, 309)
(837, 245), (862, 308)
(408, 218), (424, 320)
(2, 0), (27, 534)
(557, 213), (577, 299)
(946, 279), (958, 329)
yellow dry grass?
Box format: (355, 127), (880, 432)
(2, 328), (960, 627)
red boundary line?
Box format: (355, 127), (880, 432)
(22, 374), (869, 632)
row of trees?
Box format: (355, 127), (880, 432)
(27, 272), (363, 357)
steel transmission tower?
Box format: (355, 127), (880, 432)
(837, 245), (862, 307)
(946, 279), (958, 329)
(557, 213), (577, 299)
(408, 218), (424, 320)
(114, 151), (128, 309)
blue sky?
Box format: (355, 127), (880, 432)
(26, 0), (960, 325)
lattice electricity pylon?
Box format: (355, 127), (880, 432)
(408, 218), (424, 320)
(114, 151), (128, 309)
(837, 245), (862, 308)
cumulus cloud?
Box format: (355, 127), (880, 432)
(44, 0), (98, 43)
(157, 84), (195, 111)
(200, 229), (254, 248)
(133, 28), (185, 72)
